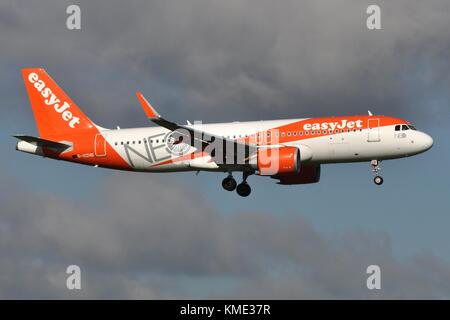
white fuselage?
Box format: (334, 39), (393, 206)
(99, 117), (433, 172)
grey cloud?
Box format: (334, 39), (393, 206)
(1, 172), (450, 299)
(2, 0), (450, 299)
(2, 0), (450, 130)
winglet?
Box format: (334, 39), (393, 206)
(136, 91), (160, 119)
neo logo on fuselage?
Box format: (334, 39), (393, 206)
(28, 72), (80, 128)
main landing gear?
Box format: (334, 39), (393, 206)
(222, 174), (237, 191)
(222, 171), (253, 197)
(371, 160), (383, 186)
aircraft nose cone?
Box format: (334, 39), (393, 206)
(421, 132), (433, 152)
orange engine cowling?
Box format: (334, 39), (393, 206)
(251, 146), (300, 176)
(271, 164), (321, 185)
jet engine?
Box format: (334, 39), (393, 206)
(250, 146), (300, 176)
(271, 164), (321, 185)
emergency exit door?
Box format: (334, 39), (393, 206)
(94, 133), (107, 157)
(367, 118), (380, 142)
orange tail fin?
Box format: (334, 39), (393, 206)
(22, 68), (100, 139)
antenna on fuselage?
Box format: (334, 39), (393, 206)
(368, 110), (373, 116)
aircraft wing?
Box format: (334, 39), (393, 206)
(135, 92), (257, 162)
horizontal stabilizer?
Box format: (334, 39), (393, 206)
(13, 135), (71, 150)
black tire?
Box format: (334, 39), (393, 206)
(236, 182), (251, 197)
(222, 177), (237, 191)
(374, 176), (384, 185)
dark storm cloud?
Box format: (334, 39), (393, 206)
(2, 0), (450, 128)
(2, 0), (450, 299)
(1, 173), (450, 299)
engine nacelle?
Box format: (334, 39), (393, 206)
(250, 146), (300, 176)
(271, 164), (321, 185)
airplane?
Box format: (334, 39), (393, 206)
(15, 68), (433, 197)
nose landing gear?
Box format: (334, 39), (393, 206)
(371, 160), (383, 185)
(373, 175), (384, 185)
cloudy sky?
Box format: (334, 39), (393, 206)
(1, 0), (450, 299)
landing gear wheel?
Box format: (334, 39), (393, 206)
(374, 176), (384, 185)
(236, 182), (251, 197)
(371, 160), (383, 186)
(222, 176), (237, 191)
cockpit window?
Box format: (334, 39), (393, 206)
(396, 124), (416, 131)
